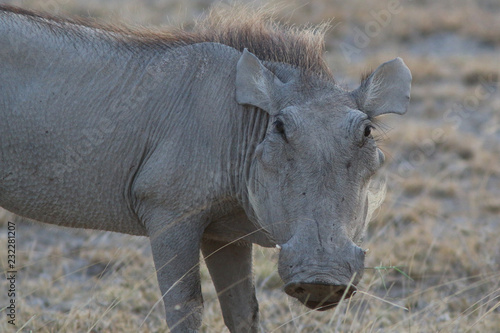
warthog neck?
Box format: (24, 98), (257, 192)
(229, 106), (270, 225)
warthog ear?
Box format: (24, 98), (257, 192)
(235, 49), (283, 115)
(352, 58), (412, 117)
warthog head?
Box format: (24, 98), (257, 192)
(236, 49), (411, 310)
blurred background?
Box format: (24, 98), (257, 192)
(0, 0), (499, 331)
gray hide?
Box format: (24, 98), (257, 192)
(0, 8), (411, 333)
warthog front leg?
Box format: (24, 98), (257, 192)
(201, 239), (259, 333)
(146, 210), (205, 332)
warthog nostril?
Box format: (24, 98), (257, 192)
(295, 287), (305, 294)
(284, 282), (358, 311)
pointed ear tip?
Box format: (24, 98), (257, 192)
(237, 48), (256, 69)
(389, 57), (412, 81)
(239, 48), (259, 63)
(388, 57), (408, 68)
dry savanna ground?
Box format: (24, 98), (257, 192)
(0, 0), (499, 332)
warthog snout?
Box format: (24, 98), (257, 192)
(278, 238), (365, 310)
(284, 282), (357, 310)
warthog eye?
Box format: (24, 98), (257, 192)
(274, 119), (285, 134)
(273, 119), (288, 142)
(364, 125), (374, 137)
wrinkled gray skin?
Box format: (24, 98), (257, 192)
(0, 10), (411, 333)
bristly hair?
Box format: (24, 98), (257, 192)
(360, 69), (373, 83)
(0, 3), (332, 78)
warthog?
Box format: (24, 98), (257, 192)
(0, 5), (411, 332)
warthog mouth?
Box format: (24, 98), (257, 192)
(284, 282), (357, 311)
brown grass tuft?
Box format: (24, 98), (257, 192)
(1, 3), (332, 77)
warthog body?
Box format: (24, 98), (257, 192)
(0, 5), (411, 332)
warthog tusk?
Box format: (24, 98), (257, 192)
(276, 244), (282, 250)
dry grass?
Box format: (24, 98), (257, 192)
(1, 0), (500, 332)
